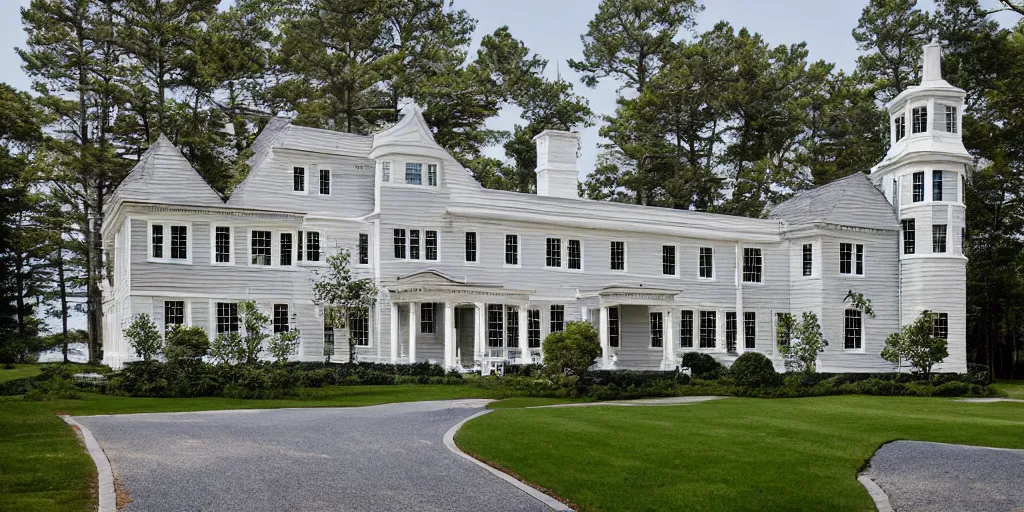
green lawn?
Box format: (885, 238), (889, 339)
(456, 396), (1024, 512)
(0, 364), (43, 383)
(0, 384), (495, 512)
(992, 380), (1024, 399)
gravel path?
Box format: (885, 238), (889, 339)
(866, 441), (1024, 512)
(75, 400), (550, 512)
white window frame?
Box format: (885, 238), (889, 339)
(649, 311), (664, 350)
(349, 308), (372, 347)
(464, 231), (478, 266)
(801, 242), (813, 278)
(504, 233), (521, 268)
(210, 225), (234, 266)
(545, 236), (563, 269)
(272, 303), (292, 334)
(161, 299), (191, 332)
(698, 247), (715, 280)
(299, 230), (326, 266)
(148, 220), (193, 264)
(741, 246), (763, 284)
(380, 160), (392, 183)
(248, 229), (274, 267)
(424, 230), (440, 262)
(840, 242), (866, 277)
(319, 168), (331, 196)
(843, 308), (865, 352)
(662, 244), (678, 277)
(566, 239), (583, 272)
(356, 233), (371, 268)
(609, 240), (627, 272)
(292, 166), (308, 195)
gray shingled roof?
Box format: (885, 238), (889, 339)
(769, 172), (898, 231)
(111, 134), (224, 207)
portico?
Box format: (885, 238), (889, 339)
(581, 286), (681, 371)
(386, 271), (534, 370)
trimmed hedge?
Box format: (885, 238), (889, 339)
(681, 352), (728, 379)
(730, 353), (782, 388)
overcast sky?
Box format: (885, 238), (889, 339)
(2, 0), (1017, 179)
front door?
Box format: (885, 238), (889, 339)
(455, 306), (475, 366)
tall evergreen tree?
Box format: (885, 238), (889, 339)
(852, 0), (931, 103)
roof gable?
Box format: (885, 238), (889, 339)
(370, 104), (441, 159)
(112, 134), (224, 207)
(770, 173), (898, 231)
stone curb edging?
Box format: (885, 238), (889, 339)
(61, 415), (116, 512)
(443, 409), (574, 512)
(857, 474), (894, 512)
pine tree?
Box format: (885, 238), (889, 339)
(852, 0), (931, 103)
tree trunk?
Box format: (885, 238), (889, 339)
(57, 247), (69, 363)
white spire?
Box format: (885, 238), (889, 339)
(922, 36), (942, 83)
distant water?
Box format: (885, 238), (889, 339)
(37, 342), (89, 363)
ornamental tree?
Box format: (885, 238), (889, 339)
(881, 310), (949, 378)
(164, 325), (210, 362)
(542, 321), (602, 380)
(123, 314), (162, 361)
(312, 250), (378, 363)
(238, 301), (270, 364)
(776, 312), (828, 373)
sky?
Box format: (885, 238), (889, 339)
(0, 0), (1017, 333)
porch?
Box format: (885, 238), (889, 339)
(584, 286), (683, 371)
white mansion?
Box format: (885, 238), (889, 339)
(100, 41), (968, 373)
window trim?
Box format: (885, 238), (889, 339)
(649, 311), (664, 349)
(464, 232), (478, 265)
(662, 244), (678, 277)
(932, 171), (943, 202)
(349, 309), (371, 347)
(249, 229), (273, 267)
(504, 233), (521, 268)
(566, 239), (583, 271)
(163, 299), (189, 331)
(420, 303), (436, 334)
(292, 166), (308, 195)
(931, 312), (949, 339)
(912, 171), (925, 202)
(212, 301), (240, 335)
(902, 219), (916, 255)
(742, 247), (763, 284)
(698, 247), (715, 280)
(549, 305), (565, 333)
(300, 230), (325, 265)
(844, 308), (864, 352)
(943, 105), (958, 134)
(319, 168), (331, 195)
(211, 225), (234, 266)
(932, 224), (947, 254)
(698, 310), (717, 349)
(545, 236), (563, 269)
(609, 240), (626, 272)
(679, 309), (694, 349)
(357, 233), (370, 266)
(424, 230), (439, 262)
(380, 160), (392, 183)
(801, 243), (813, 277)
(893, 113), (906, 142)
(273, 303), (291, 334)
(608, 306), (620, 348)
(148, 221), (193, 264)
(911, 105), (928, 134)
(743, 311), (756, 350)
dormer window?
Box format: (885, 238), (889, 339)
(405, 163), (422, 185)
(944, 105), (958, 133)
(894, 114), (906, 141)
(912, 106), (928, 134)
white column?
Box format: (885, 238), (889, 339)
(443, 302), (454, 369)
(408, 302), (418, 363)
(518, 306), (529, 363)
(599, 305), (610, 368)
(736, 241), (745, 355)
(662, 309), (675, 370)
(390, 302), (399, 363)
(474, 302), (485, 363)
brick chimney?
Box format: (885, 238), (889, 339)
(534, 130), (580, 199)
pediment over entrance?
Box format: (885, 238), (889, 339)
(387, 269), (534, 304)
(579, 284), (680, 306)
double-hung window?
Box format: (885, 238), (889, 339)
(280, 232), (292, 266)
(251, 230), (272, 265)
(487, 304), (504, 347)
(293, 166), (305, 192)
(912, 172), (924, 202)
(164, 301), (185, 328)
(902, 219), (916, 255)
(844, 309), (862, 349)
(527, 310), (541, 348)
(425, 230), (437, 261)
(933, 224), (947, 253)
(679, 310), (693, 348)
(912, 106), (928, 134)
(744, 312), (756, 349)
(549, 305), (564, 333)
(855, 244), (864, 275)
(610, 241), (625, 271)
(427, 164), (438, 186)
(699, 311), (717, 348)
(216, 302), (239, 334)
(297, 231), (304, 262)
(699, 247), (714, 279)
(506, 306), (519, 348)
(358, 234), (369, 265)
(567, 240), (582, 270)
(394, 229), (407, 259)
(932, 171), (943, 201)
(152, 224), (164, 258)
(894, 114), (906, 141)
(273, 304), (289, 333)
(802, 244), (812, 276)
(650, 312), (664, 348)
(944, 105), (958, 133)
(420, 303), (436, 334)
(662, 245), (676, 275)
(742, 248), (762, 283)
(170, 226), (188, 260)
(405, 163), (422, 185)
(546, 238), (562, 268)
(319, 169), (331, 195)
(725, 312), (738, 353)
(608, 307), (620, 348)
(305, 232), (321, 262)
(840, 243), (853, 274)
(381, 161), (391, 183)
(215, 227), (232, 264)
(505, 235), (519, 266)
(350, 311), (369, 346)
(932, 312), (948, 339)
(465, 232), (477, 263)
(409, 230), (420, 260)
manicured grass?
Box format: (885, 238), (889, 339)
(991, 380), (1024, 399)
(456, 396), (1024, 512)
(0, 384), (495, 512)
(487, 397), (588, 409)
(0, 364), (42, 383)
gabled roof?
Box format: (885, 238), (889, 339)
(111, 134), (224, 207)
(769, 172), (898, 231)
(370, 104), (441, 160)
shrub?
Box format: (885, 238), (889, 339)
(123, 314), (162, 361)
(210, 332), (245, 365)
(730, 352), (782, 388)
(543, 321), (601, 379)
(681, 352), (728, 379)
(881, 310), (948, 378)
(164, 325), (210, 361)
(268, 330), (301, 363)
(966, 364), (991, 385)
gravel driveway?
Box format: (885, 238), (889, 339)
(75, 400), (550, 512)
(866, 440), (1024, 512)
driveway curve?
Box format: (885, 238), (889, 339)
(75, 400), (551, 512)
